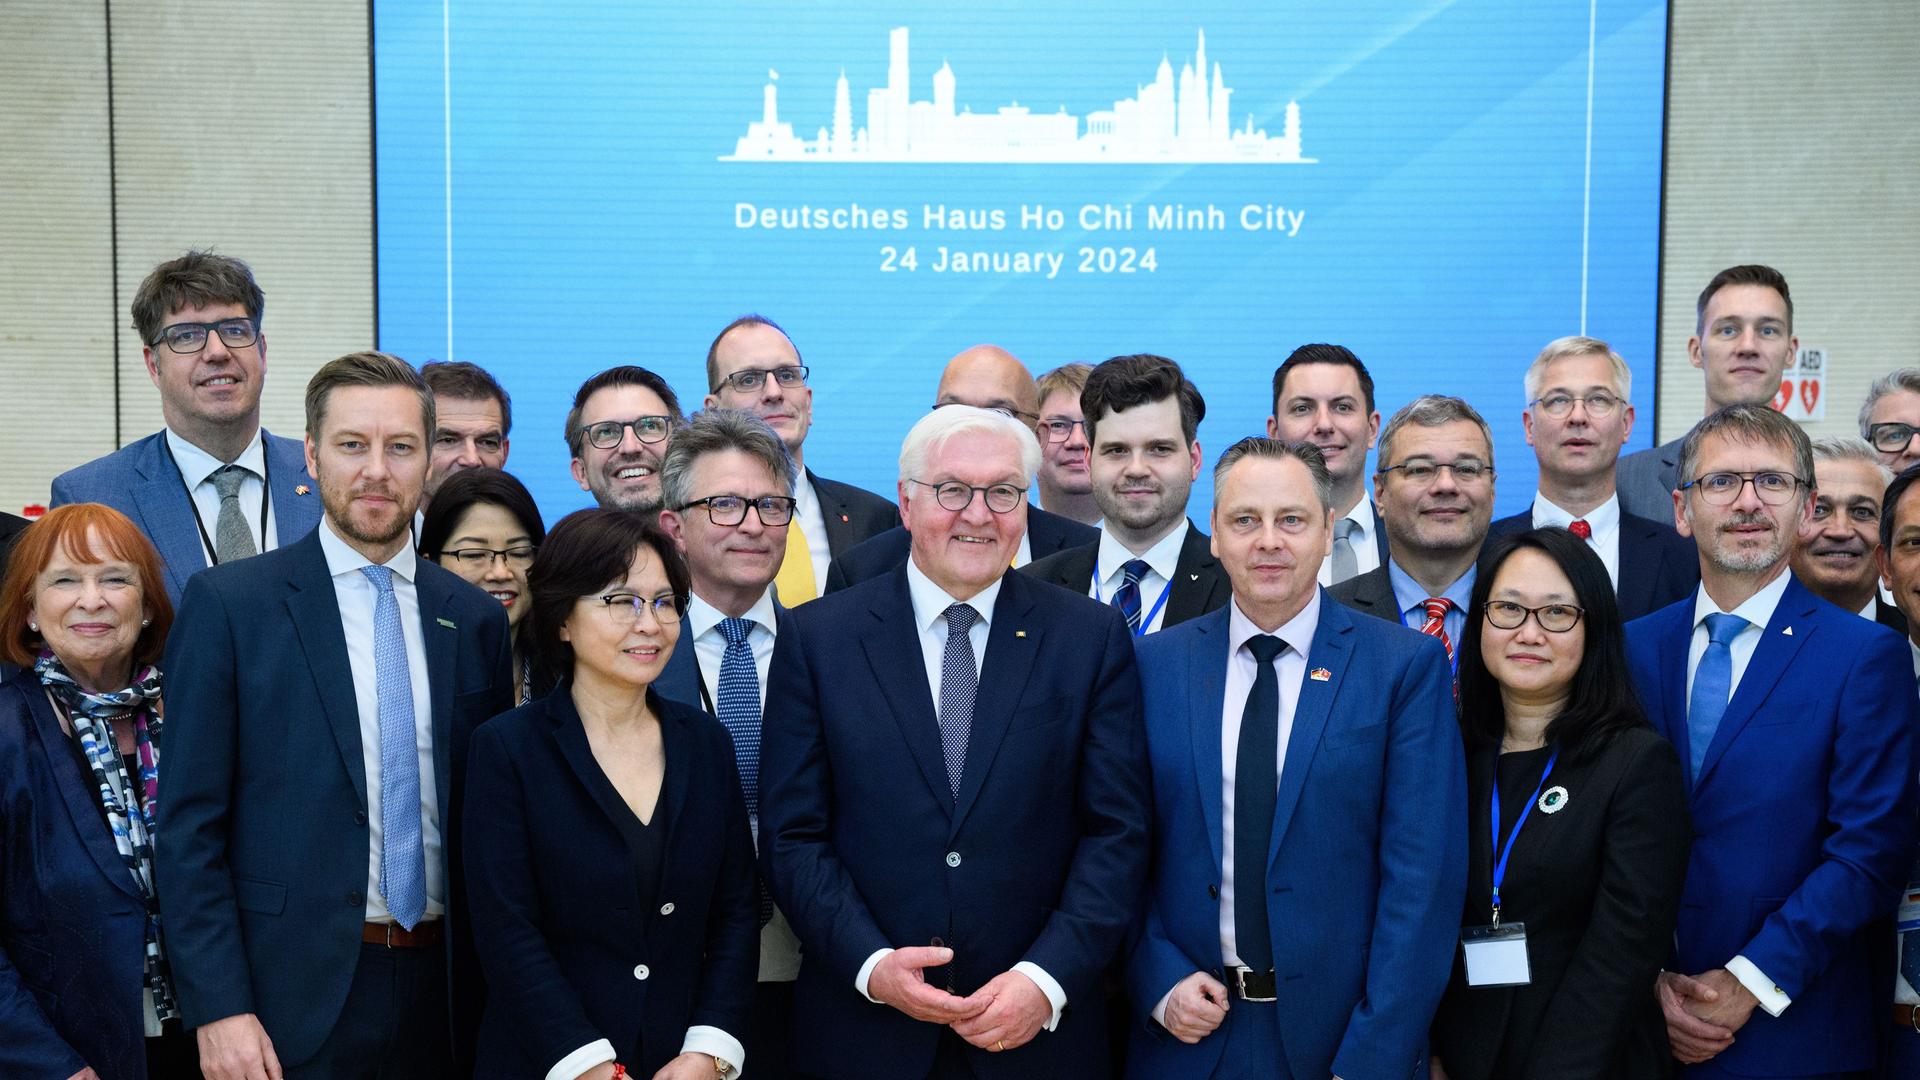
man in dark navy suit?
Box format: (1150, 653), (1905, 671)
(761, 405), (1150, 1079)
(1266, 344), (1390, 585)
(1789, 437), (1904, 631)
(1487, 335), (1697, 621)
(158, 353), (513, 1080)
(822, 344), (1097, 592)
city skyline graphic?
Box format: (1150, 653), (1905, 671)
(721, 27), (1314, 164)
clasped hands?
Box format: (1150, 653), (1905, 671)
(866, 945), (1051, 1052)
(1656, 968), (1760, 1064)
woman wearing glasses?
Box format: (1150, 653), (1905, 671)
(419, 468), (546, 704)
(1429, 527), (1691, 1080)
(464, 509), (756, 1080)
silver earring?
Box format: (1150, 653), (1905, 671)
(27, 622), (36, 632)
(141, 619), (152, 628)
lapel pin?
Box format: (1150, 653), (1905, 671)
(1309, 667), (1331, 681)
(1015, 630), (1027, 638)
(840, 513), (849, 523)
(436, 617), (458, 628)
(1782, 626), (1793, 636)
(1189, 573), (1199, 581)
(294, 484), (310, 496)
(1539, 785), (1569, 814)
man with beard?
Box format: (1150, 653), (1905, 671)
(1331, 395), (1496, 675)
(157, 353), (515, 1079)
(1034, 363), (1099, 525)
(1625, 404), (1917, 1079)
(703, 315), (898, 604)
(1025, 354), (1228, 633)
(566, 365), (686, 515)
(1790, 436), (1903, 630)
(1266, 344), (1388, 586)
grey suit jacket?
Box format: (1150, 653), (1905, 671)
(1614, 437), (1685, 523)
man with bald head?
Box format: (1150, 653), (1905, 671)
(823, 344), (1098, 591)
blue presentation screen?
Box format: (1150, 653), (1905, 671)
(373, 1), (1669, 523)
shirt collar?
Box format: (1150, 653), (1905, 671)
(1386, 558), (1476, 618)
(1095, 518), (1190, 587)
(1909, 639), (1920, 684)
(1343, 496), (1377, 539)
(317, 515), (418, 583)
(1532, 491), (1620, 533)
(165, 425), (266, 487)
(905, 555), (1002, 635)
(1690, 566), (1793, 632)
(1228, 588), (1322, 658)
(792, 466), (817, 517)
(689, 586), (780, 641)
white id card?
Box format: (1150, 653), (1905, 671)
(1461, 923), (1531, 987)
(1897, 888), (1920, 933)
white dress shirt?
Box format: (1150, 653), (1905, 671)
(1089, 519), (1189, 635)
(1531, 491), (1621, 588)
(1316, 496), (1380, 586)
(316, 519), (444, 922)
(1683, 569), (1794, 1017)
(1152, 591), (1321, 1025)
(166, 426), (279, 562)
(793, 469), (835, 589)
(851, 560), (1068, 1030)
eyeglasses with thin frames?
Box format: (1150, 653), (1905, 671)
(713, 366), (809, 393)
(1529, 392), (1621, 418)
(1678, 471), (1806, 506)
(908, 478), (1027, 514)
(591, 592), (684, 627)
(1038, 417), (1088, 443)
(441, 546), (536, 570)
(1377, 459), (1492, 485)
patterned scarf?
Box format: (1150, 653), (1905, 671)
(35, 650), (178, 1022)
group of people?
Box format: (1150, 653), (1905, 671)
(1, 249), (1918, 1080)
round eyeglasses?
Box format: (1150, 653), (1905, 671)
(908, 478), (1027, 514)
(585, 416), (672, 449)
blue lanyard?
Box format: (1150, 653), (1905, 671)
(1489, 745), (1559, 925)
(1095, 560), (1176, 637)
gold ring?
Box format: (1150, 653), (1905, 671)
(996, 1040), (1006, 1052)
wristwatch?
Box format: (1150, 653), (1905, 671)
(713, 1058), (735, 1079)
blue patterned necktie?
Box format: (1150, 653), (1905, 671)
(937, 604), (979, 799)
(360, 565), (426, 929)
(1112, 558), (1151, 633)
(716, 617), (772, 927)
(1687, 612), (1748, 782)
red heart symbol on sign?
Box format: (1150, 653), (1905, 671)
(1801, 379), (1820, 413)
(1774, 380), (1792, 411)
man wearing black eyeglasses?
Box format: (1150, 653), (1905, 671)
(52, 251), (322, 604)
(703, 315), (898, 605)
(564, 365), (685, 515)
(1859, 367), (1920, 477)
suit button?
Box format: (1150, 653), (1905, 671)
(659, 902), (675, 916)
(945, 852), (962, 868)
(1208, 884), (1219, 899)
(347, 890), (364, 906)
(353, 811), (367, 826)
(632, 964), (650, 980)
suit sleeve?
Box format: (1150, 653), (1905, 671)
(1017, 608), (1151, 1004)
(0, 725), (89, 1077)
(690, 726), (759, 1044)
(47, 473), (73, 508)
(153, 573), (258, 1026)
(1525, 735), (1694, 1079)
(758, 617), (893, 985)
(1739, 631), (1919, 998)
(821, 555), (852, 596)
(1331, 637), (1468, 1080)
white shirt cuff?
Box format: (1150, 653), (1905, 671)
(1149, 987), (1175, 1029)
(1011, 962), (1067, 1032)
(681, 1025), (745, 1077)
(546, 1038), (615, 1080)
(855, 948), (894, 1003)
(1727, 955), (1792, 1017)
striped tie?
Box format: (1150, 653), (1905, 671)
(1112, 558), (1151, 633)
(716, 617), (772, 927)
(1419, 597), (1455, 665)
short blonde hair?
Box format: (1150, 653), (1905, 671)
(1522, 336), (1632, 405)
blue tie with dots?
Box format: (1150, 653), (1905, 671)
(716, 616), (772, 927)
(1687, 613), (1748, 782)
(1113, 558), (1151, 633)
(938, 604), (979, 799)
(360, 565), (426, 929)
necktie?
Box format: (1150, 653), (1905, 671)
(1568, 518), (1593, 541)
(773, 519), (818, 606)
(1234, 634), (1288, 973)
(1330, 517), (1361, 584)
(937, 604), (979, 799)
(1112, 558), (1151, 633)
(716, 617), (773, 927)
(360, 565), (426, 929)
(1419, 597), (1455, 665)
(1687, 613), (1748, 781)
(211, 464), (257, 563)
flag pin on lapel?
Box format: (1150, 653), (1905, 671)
(436, 617), (457, 628)
(1015, 630), (1027, 639)
(1782, 626), (1793, 636)
(1310, 667), (1331, 681)
(294, 484), (310, 495)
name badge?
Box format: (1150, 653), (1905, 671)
(1898, 888), (1920, 933)
(1461, 923), (1531, 987)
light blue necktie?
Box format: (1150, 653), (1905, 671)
(1687, 612), (1748, 782)
(716, 617), (772, 927)
(361, 565), (426, 929)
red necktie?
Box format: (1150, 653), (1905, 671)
(1569, 519), (1592, 540)
(1420, 597), (1455, 664)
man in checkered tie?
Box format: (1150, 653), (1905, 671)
(760, 405), (1150, 1079)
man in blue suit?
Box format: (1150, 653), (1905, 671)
(1127, 436), (1466, 1079)
(51, 251), (321, 604)
(761, 405), (1151, 1079)
(1626, 404), (1917, 1078)
(157, 353), (514, 1080)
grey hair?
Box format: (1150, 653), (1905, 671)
(1676, 404), (1816, 494)
(1375, 394), (1496, 473)
(1522, 336), (1632, 404)
(659, 408), (797, 511)
(898, 406), (1042, 485)
(1213, 437), (1333, 511)
(1810, 435), (1894, 487)
(1857, 368), (1920, 438)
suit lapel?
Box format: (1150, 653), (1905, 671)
(1656, 605), (1691, 756)
(860, 570), (952, 813)
(1615, 518), (1657, 620)
(1165, 522), (1226, 626)
(264, 431), (319, 546)
(951, 575), (1041, 835)
(1695, 580), (1816, 790)
(811, 474), (855, 558)
(1189, 608), (1230, 877)
(285, 535), (369, 809)
(131, 435), (208, 598)
(548, 692), (655, 878)
(414, 565), (459, 821)
(25, 687), (141, 900)
(1270, 597), (1355, 870)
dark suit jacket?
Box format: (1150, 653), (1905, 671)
(1488, 506), (1699, 622)
(50, 429), (322, 605)
(1328, 564), (1400, 624)
(155, 530), (514, 1069)
(0, 511), (27, 566)
(1615, 438), (1684, 524)
(821, 505), (1099, 594)
(760, 566), (1151, 1078)
(1875, 597), (1909, 637)
(463, 684), (757, 1078)
(1431, 728), (1692, 1080)
(0, 669), (156, 1080)
(1126, 597), (1466, 1080)
(1019, 520), (1230, 631)
(654, 601), (797, 715)
(808, 472), (899, 559)
(1625, 577), (1919, 1078)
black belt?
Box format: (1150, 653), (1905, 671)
(1226, 966), (1277, 1002)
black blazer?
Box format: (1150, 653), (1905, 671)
(1431, 726), (1692, 1080)
(1328, 563), (1400, 623)
(821, 504), (1099, 593)
(1487, 507), (1699, 622)
(1019, 519), (1230, 630)
(808, 472), (899, 559)
(463, 685), (757, 1078)
(1875, 597), (1909, 637)
(0, 511), (27, 564)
